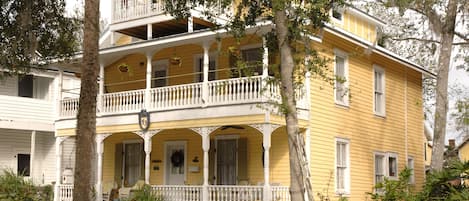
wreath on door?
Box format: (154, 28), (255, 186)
(170, 150), (184, 167)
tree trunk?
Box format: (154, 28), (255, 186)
(73, 0), (100, 200)
(274, 9), (314, 201)
(430, 0), (457, 171)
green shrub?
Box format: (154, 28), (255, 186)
(128, 184), (164, 201)
(0, 170), (52, 201)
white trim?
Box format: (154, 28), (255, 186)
(334, 137), (350, 195)
(373, 65), (386, 117)
(333, 48), (349, 107)
(163, 141), (187, 185)
(330, 6), (344, 25)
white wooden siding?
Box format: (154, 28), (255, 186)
(61, 137), (76, 173)
(0, 76), (18, 96)
(0, 95), (54, 123)
(0, 129), (56, 185)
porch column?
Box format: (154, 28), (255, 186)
(262, 36), (269, 78)
(97, 63), (105, 114)
(190, 127), (220, 201)
(202, 132), (210, 201)
(95, 133), (111, 201)
(136, 130), (161, 184)
(147, 24), (153, 40)
(202, 42), (210, 105)
(30, 131), (36, 183)
(145, 52), (153, 109)
(56, 70), (63, 119)
(54, 136), (66, 201)
(110, 31), (115, 46)
(262, 125), (272, 201)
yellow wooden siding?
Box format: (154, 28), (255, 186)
(459, 143), (469, 162)
(308, 32), (424, 200)
(104, 35), (263, 93)
(332, 11), (377, 43)
(101, 126), (291, 186)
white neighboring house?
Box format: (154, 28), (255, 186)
(0, 69), (80, 186)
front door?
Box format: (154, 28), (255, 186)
(165, 141), (186, 185)
(123, 142), (143, 187)
(216, 139), (237, 185)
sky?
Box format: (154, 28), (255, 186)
(65, 0), (468, 142)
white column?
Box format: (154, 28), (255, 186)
(188, 16), (194, 33)
(144, 132), (152, 184)
(98, 63), (105, 114)
(201, 132), (210, 201)
(56, 70), (63, 119)
(145, 52), (153, 109)
(202, 43), (210, 105)
(95, 134), (111, 201)
(54, 136), (64, 201)
(262, 37), (269, 78)
(30, 131), (36, 183)
(262, 124), (272, 201)
(147, 24), (153, 40)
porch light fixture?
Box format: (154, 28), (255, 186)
(170, 56), (182, 66)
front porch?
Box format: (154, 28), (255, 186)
(55, 124), (304, 201)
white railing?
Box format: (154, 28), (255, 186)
(57, 184), (73, 201)
(151, 185), (202, 201)
(208, 185), (263, 201)
(102, 89), (145, 114)
(150, 82), (203, 110)
(113, 0), (165, 23)
(60, 98), (79, 118)
(271, 186), (291, 201)
(58, 76), (309, 118)
(207, 76), (263, 105)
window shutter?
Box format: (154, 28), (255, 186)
(115, 143), (123, 187)
(237, 138), (248, 182)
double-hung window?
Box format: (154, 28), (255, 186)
(407, 157), (415, 184)
(373, 65), (385, 116)
(336, 138), (350, 194)
(334, 49), (349, 106)
(374, 152), (399, 187)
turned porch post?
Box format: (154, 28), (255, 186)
(95, 133), (111, 201)
(53, 136), (66, 201)
(56, 69), (63, 119)
(147, 24), (153, 40)
(262, 36), (269, 78)
(202, 42), (210, 105)
(97, 63), (105, 114)
(135, 130), (161, 185)
(145, 52), (153, 109)
(262, 124), (272, 201)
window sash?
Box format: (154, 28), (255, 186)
(374, 69), (385, 114)
(336, 141), (348, 192)
(335, 55), (347, 103)
(375, 155), (385, 184)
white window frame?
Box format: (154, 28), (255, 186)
(334, 49), (349, 106)
(373, 65), (386, 116)
(373, 152), (386, 187)
(335, 138), (350, 195)
(152, 59), (168, 88)
(407, 157), (415, 184)
(193, 52), (218, 82)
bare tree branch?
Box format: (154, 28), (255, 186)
(391, 37), (440, 43)
(455, 32), (469, 42)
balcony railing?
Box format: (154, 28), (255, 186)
(58, 76), (308, 118)
(113, 0), (166, 23)
(57, 184), (290, 201)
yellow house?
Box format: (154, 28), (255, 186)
(458, 139), (469, 162)
(54, 1), (434, 201)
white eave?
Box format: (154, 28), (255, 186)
(324, 25), (436, 78)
